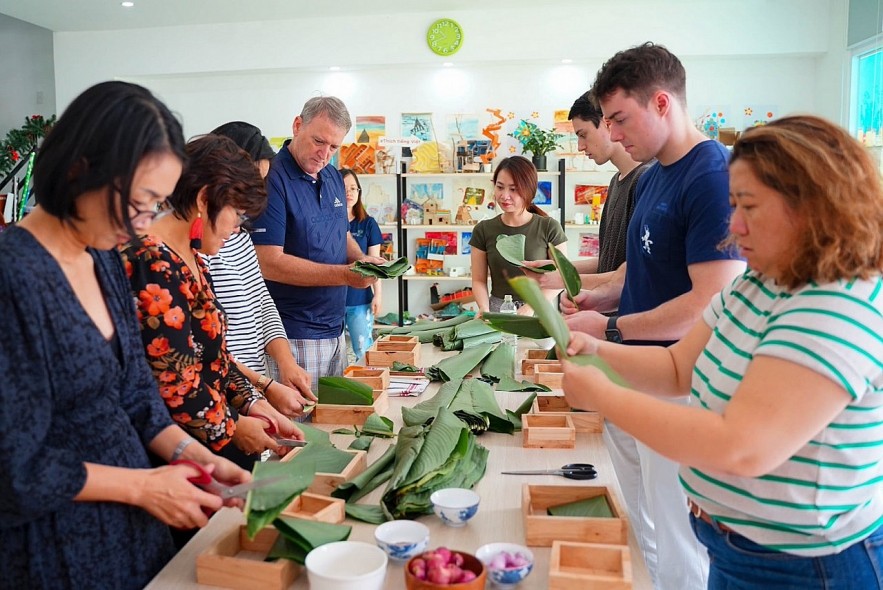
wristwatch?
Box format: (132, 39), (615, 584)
(605, 316), (623, 343)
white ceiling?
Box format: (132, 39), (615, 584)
(0, 0), (551, 32)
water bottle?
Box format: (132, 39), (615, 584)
(499, 294), (518, 348)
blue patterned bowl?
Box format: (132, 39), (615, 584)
(476, 543), (534, 588)
(429, 488), (480, 527)
(374, 520), (430, 561)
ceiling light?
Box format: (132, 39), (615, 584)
(329, 66), (341, 71)
(561, 58), (573, 64)
(121, 1), (134, 7)
(443, 62), (454, 67)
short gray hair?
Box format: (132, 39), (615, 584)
(300, 96), (352, 132)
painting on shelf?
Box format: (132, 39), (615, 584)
(461, 186), (485, 206)
(426, 231), (458, 255)
(447, 113), (480, 140)
(402, 112), (434, 142)
(380, 232), (395, 261)
(578, 233), (600, 257)
(355, 115), (385, 147)
(460, 231), (472, 255)
(533, 180), (552, 205)
(409, 183), (444, 204)
(574, 184), (608, 206)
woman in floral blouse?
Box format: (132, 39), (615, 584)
(122, 135), (303, 470)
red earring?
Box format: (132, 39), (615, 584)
(189, 211), (203, 250)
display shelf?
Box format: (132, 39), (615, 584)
(403, 275), (471, 281)
(402, 171), (560, 179)
(564, 224), (601, 232)
(402, 224), (475, 230)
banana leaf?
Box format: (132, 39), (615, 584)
(344, 504), (387, 524)
(426, 342), (494, 382)
(480, 343), (551, 393)
(392, 361), (421, 372)
(388, 313), (472, 334)
(549, 244), (582, 301)
(402, 378), (514, 435)
(508, 275), (630, 387)
(381, 407), (488, 520)
(506, 393), (539, 430)
(361, 413), (395, 438)
(332, 444), (397, 503)
(283, 439), (355, 475)
(497, 376), (552, 392)
(481, 313), (551, 339)
(495, 234), (556, 272)
(244, 460), (316, 539)
(348, 436), (372, 451)
(352, 256), (411, 278)
(318, 376), (374, 405)
(547, 495), (614, 518)
(267, 516), (352, 564)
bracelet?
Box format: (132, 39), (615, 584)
(170, 437), (195, 463)
(255, 375), (274, 393)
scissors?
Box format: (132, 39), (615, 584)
(501, 463), (598, 480)
(253, 414), (308, 447)
(172, 459), (285, 500)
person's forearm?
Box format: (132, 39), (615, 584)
(594, 341), (685, 397)
(255, 246), (353, 287)
(472, 279), (490, 312)
(266, 337), (295, 369)
(574, 258), (599, 274)
(346, 234), (364, 263)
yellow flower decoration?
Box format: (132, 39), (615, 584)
(509, 145), (517, 153)
(531, 111), (540, 119)
(507, 112), (515, 120)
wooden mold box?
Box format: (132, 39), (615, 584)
(522, 358), (561, 376)
(281, 448), (368, 496)
(196, 525), (300, 590)
(549, 541), (633, 590)
(280, 492), (346, 524)
(313, 389), (389, 425)
(522, 484), (628, 547)
(522, 414), (576, 448)
(365, 339), (421, 367)
(377, 334), (419, 345)
(532, 395), (603, 433)
(343, 365), (390, 391)
(534, 363), (564, 388)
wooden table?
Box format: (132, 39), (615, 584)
(146, 341), (651, 589)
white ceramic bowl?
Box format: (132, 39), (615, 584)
(476, 542), (534, 588)
(429, 488), (480, 527)
(374, 520), (430, 561)
(305, 541), (388, 590)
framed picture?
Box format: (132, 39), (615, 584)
(574, 184), (608, 206)
(460, 231), (473, 255)
(533, 180), (552, 205)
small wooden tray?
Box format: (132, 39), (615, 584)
(549, 541), (633, 589)
(532, 395), (603, 433)
(522, 484), (628, 547)
(281, 448), (368, 496)
(343, 365), (390, 391)
(313, 389), (389, 425)
(522, 414), (575, 448)
(280, 492), (346, 524)
(196, 525), (300, 590)
(365, 339), (421, 367)
(521, 358), (561, 376)
(534, 363), (564, 388)
(377, 334), (419, 345)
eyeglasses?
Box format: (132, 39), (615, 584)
(129, 202), (163, 223)
(345, 187), (361, 195)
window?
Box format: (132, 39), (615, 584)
(850, 40), (883, 171)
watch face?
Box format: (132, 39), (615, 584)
(427, 18), (464, 56)
(605, 329), (623, 344)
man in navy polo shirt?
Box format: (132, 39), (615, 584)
(251, 96), (383, 392)
(561, 44), (745, 590)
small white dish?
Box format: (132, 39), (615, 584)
(305, 541), (388, 590)
(374, 520), (430, 561)
(429, 488), (480, 527)
(476, 542), (534, 588)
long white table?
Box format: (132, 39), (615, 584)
(146, 341), (652, 589)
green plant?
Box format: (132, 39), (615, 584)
(0, 114), (56, 179)
(508, 119), (563, 157)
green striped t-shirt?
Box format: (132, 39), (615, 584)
(680, 270), (883, 556)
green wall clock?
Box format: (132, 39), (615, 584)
(427, 18), (464, 56)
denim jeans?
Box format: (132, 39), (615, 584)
(344, 304), (374, 362)
(691, 513), (883, 589)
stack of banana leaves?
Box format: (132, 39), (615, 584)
(377, 313), (473, 344)
(479, 342), (552, 393)
(432, 318), (501, 351)
(351, 256), (411, 279)
(426, 342), (495, 382)
(317, 376), (375, 405)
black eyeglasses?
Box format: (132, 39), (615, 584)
(129, 202), (163, 223)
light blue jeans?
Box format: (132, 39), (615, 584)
(345, 304), (375, 362)
(691, 514), (883, 589)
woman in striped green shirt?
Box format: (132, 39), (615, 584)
(562, 115), (883, 589)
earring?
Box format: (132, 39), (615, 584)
(189, 211), (203, 249)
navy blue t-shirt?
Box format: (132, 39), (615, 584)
(620, 140), (738, 340)
(250, 141), (348, 339)
(346, 216), (382, 307)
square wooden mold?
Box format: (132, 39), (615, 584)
(343, 365), (390, 391)
(522, 484), (628, 547)
(281, 448), (368, 496)
(312, 389), (389, 425)
(521, 358), (561, 376)
(522, 414), (576, 449)
(196, 525), (300, 590)
(377, 334), (419, 345)
(280, 492), (346, 524)
(549, 541), (632, 590)
(365, 339), (421, 367)
(532, 395), (603, 433)
(534, 363), (564, 388)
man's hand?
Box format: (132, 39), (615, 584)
(371, 297), (382, 316)
(274, 360), (317, 404)
(564, 310), (608, 339)
(345, 265), (378, 289)
(359, 255), (388, 265)
(522, 260), (564, 290)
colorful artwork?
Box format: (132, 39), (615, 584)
(339, 143), (376, 174)
(742, 105), (777, 128)
(447, 114), (480, 140)
(460, 231), (473, 255)
(480, 108), (507, 164)
(462, 187), (485, 206)
(409, 141), (444, 173)
(534, 181), (552, 205)
(402, 112), (434, 142)
(410, 183), (444, 203)
(554, 109), (579, 155)
(426, 231), (458, 255)
(579, 233), (600, 257)
(574, 184), (608, 206)
(380, 232), (395, 261)
(694, 107), (730, 141)
(355, 115), (385, 147)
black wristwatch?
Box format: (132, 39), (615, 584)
(605, 316), (623, 343)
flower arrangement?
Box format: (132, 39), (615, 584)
(508, 119), (563, 157)
(1, 114), (56, 179)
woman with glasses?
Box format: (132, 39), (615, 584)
(206, 122), (317, 418)
(341, 168), (382, 361)
(121, 135), (304, 480)
(0, 81), (250, 589)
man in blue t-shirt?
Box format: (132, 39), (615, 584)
(251, 97), (384, 391)
(562, 43), (745, 590)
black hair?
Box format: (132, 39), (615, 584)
(568, 90), (604, 127)
(32, 80), (185, 238)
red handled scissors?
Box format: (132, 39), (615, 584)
(252, 414), (308, 448)
(172, 459), (285, 500)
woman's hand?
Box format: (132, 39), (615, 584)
(232, 414), (279, 455)
(522, 260), (564, 289)
(565, 330), (602, 357)
(371, 296), (382, 317)
(134, 463), (224, 529)
(560, 358), (609, 413)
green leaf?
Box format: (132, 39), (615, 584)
(390, 313), (472, 334)
(349, 436), (372, 451)
(508, 275), (572, 356)
(391, 361), (421, 372)
(352, 256), (411, 278)
(361, 413), (395, 438)
(480, 342), (516, 383)
(481, 313), (551, 339)
(547, 496), (614, 518)
(495, 234), (555, 272)
(344, 504), (388, 524)
(267, 517), (352, 564)
(505, 392), (538, 431)
(332, 428), (356, 435)
(402, 378), (513, 435)
(426, 342), (494, 381)
(568, 353), (631, 388)
(497, 376), (552, 393)
(549, 245), (582, 300)
(285, 438), (357, 475)
(318, 376), (374, 405)
(332, 444), (396, 503)
(244, 460), (316, 539)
